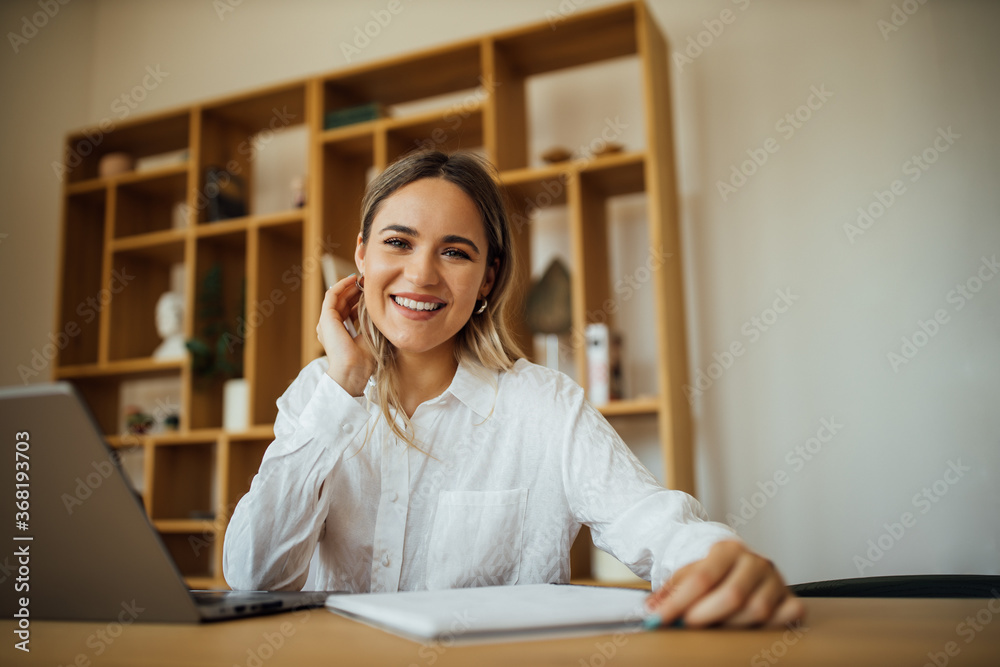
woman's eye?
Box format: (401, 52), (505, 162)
(384, 238), (409, 249)
(444, 248), (471, 260)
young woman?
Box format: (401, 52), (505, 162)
(223, 151), (804, 628)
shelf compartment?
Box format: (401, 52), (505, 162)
(384, 105), (485, 161)
(149, 440), (217, 521)
(64, 109), (191, 184)
(57, 188), (108, 366)
(159, 530), (217, 581)
(503, 166), (572, 211)
(188, 230), (248, 430)
(248, 222), (303, 426)
(502, 171), (581, 364)
(198, 83), (308, 226)
(113, 167), (189, 238)
(107, 239), (186, 362)
(64, 364), (183, 437)
(492, 3), (638, 77)
(575, 158), (650, 330)
(320, 136), (374, 263)
(579, 151), (646, 196)
(323, 40), (482, 113)
(500, 151), (645, 213)
(222, 436), (270, 518)
(202, 81), (308, 131)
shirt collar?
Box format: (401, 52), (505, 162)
(361, 359), (500, 420)
(443, 359), (500, 420)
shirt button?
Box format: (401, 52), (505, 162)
(342, 423), (354, 434)
(381, 554), (390, 567)
(389, 491), (398, 503)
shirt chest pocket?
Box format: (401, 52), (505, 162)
(425, 488), (527, 590)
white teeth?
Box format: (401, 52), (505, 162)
(393, 296), (443, 312)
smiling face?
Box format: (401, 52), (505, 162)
(355, 177), (496, 360)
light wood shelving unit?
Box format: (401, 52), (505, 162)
(53, 1), (691, 588)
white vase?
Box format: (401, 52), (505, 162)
(223, 378), (249, 431)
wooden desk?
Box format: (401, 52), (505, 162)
(5, 597), (999, 666)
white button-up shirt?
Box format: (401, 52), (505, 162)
(223, 358), (737, 593)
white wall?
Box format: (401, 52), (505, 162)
(1, 0), (997, 585)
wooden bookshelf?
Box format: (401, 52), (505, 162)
(53, 1), (691, 588)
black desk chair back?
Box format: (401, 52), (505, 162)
(790, 575), (1000, 598)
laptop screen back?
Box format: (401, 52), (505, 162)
(0, 383), (200, 622)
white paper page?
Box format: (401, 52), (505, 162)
(326, 583), (649, 644)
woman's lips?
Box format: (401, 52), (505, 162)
(390, 294), (446, 319)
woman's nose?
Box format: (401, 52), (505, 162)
(404, 251), (439, 286)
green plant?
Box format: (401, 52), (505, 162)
(186, 262), (244, 379)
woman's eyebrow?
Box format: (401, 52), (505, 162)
(442, 234), (480, 255)
(379, 224), (418, 236)
(379, 224), (480, 255)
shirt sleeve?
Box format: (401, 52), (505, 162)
(561, 393), (740, 590)
(222, 358), (372, 591)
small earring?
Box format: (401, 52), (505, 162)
(476, 298), (487, 315)
(355, 273), (364, 290)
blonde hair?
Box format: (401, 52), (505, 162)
(356, 151), (524, 447)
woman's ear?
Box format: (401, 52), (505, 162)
(354, 233), (366, 275)
(480, 258), (499, 298)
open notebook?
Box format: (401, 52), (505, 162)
(325, 583), (651, 643)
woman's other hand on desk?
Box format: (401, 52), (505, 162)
(645, 540), (806, 628)
(318, 275), (374, 397)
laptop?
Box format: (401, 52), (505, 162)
(0, 382), (329, 622)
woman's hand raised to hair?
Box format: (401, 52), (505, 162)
(316, 275), (374, 397)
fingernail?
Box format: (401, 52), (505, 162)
(642, 615), (684, 631)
